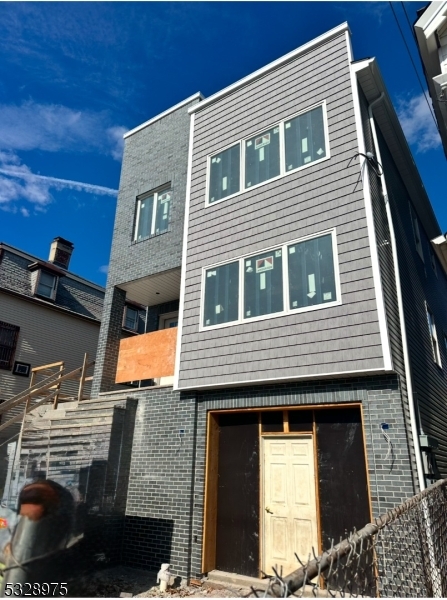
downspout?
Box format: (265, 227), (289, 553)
(367, 94), (426, 492)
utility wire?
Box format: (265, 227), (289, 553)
(389, 1), (439, 131)
(401, 1), (418, 43)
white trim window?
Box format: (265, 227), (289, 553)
(134, 188), (171, 241)
(201, 230), (340, 329)
(123, 305), (139, 331)
(36, 271), (58, 300)
(410, 206), (424, 261)
(206, 102), (329, 206)
(426, 306), (442, 367)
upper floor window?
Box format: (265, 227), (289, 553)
(201, 230), (340, 329)
(429, 246), (437, 276)
(134, 188), (171, 241)
(206, 103), (329, 205)
(410, 206), (424, 262)
(426, 306), (442, 367)
(0, 321), (20, 370)
(35, 271), (58, 300)
(123, 305), (139, 331)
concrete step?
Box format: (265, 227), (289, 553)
(206, 570), (269, 592)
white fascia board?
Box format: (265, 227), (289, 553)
(124, 92), (204, 139)
(415, 1), (447, 38)
(188, 22), (350, 115)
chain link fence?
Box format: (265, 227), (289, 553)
(251, 479), (447, 598)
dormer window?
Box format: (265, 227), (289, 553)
(36, 271), (58, 300)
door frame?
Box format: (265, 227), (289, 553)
(201, 403), (371, 576)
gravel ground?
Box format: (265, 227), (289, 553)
(75, 566), (252, 598)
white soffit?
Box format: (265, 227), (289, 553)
(431, 234), (447, 274)
(354, 59), (441, 240)
(119, 268), (181, 306)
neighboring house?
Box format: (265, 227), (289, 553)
(415, 0), (447, 158)
(0, 238), (105, 495)
(88, 22), (447, 582)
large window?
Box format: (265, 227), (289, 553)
(134, 188), (171, 241)
(202, 231), (340, 329)
(207, 103), (328, 205)
(0, 321), (20, 370)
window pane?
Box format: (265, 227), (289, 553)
(288, 234), (336, 310)
(136, 195), (154, 240)
(285, 106), (326, 171)
(244, 249), (283, 319)
(37, 272), (56, 298)
(245, 126), (280, 188)
(125, 306), (138, 330)
(154, 191), (171, 234)
(204, 262), (239, 326)
(209, 145), (240, 203)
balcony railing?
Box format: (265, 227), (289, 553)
(115, 327), (177, 383)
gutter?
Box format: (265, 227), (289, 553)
(367, 94), (426, 492)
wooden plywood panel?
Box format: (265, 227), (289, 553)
(115, 327), (177, 383)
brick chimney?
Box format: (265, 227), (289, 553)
(48, 237), (74, 270)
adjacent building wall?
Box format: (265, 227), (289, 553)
(178, 32), (386, 388)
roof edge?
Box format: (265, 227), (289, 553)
(188, 22), (350, 115)
(124, 92), (204, 139)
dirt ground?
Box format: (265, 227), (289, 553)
(77, 566), (253, 598)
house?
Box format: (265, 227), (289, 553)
(89, 22), (447, 581)
(415, 0), (447, 159)
(0, 238), (106, 497)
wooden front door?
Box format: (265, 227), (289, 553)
(262, 435), (318, 576)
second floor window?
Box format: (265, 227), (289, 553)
(207, 103), (328, 205)
(124, 305), (139, 331)
(134, 189), (171, 241)
(426, 306), (442, 368)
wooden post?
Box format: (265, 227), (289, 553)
(77, 353), (89, 403)
(53, 362), (64, 409)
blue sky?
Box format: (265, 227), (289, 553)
(0, 1), (445, 286)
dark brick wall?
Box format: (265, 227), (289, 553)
(119, 375), (417, 580)
(92, 96), (199, 395)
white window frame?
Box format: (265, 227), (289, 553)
(123, 305), (139, 331)
(410, 205), (424, 262)
(205, 101), (330, 208)
(158, 311), (179, 330)
(35, 270), (58, 301)
(199, 228), (341, 331)
(426, 305), (442, 367)
(134, 187), (171, 242)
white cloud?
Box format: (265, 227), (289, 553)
(0, 101), (126, 160)
(0, 151), (117, 215)
(99, 265), (109, 274)
(397, 93), (441, 153)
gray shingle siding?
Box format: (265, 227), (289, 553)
(178, 33), (385, 388)
(376, 125), (447, 478)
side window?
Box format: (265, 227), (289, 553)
(134, 188), (171, 241)
(284, 105), (326, 171)
(0, 321), (20, 370)
(426, 306), (442, 367)
(123, 305), (139, 331)
(203, 261), (239, 327)
(429, 246), (437, 276)
(209, 145), (240, 203)
(35, 271), (58, 300)
(410, 207), (424, 261)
